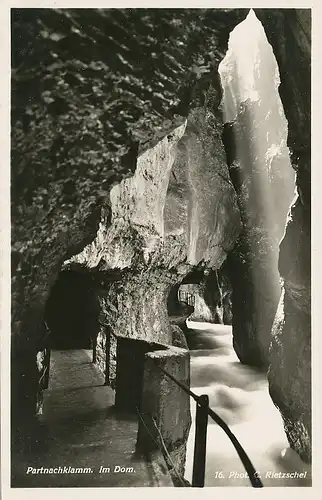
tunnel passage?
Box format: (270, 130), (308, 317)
(167, 270), (203, 338)
(177, 267), (233, 325)
(44, 270), (100, 350)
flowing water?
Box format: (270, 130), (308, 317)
(184, 321), (311, 487)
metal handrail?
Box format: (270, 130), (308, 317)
(154, 361), (263, 488)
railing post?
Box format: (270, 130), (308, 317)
(192, 394), (209, 487)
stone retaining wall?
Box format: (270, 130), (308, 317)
(136, 346), (191, 479)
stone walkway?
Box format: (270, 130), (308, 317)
(12, 349), (173, 488)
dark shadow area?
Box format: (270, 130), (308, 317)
(167, 281), (194, 336)
(11, 348), (145, 488)
(45, 270), (100, 349)
(115, 337), (166, 413)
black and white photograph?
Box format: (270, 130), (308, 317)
(1, 1), (318, 494)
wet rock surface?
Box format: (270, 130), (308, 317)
(220, 11), (295, 368)
(11, 8), (247, 431)
(69, 101), (240, 355)
(11, 8), (247, 343)
(255, 10), (311, 462)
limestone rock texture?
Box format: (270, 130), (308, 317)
(69, 101), (241, 386)
(11, 8), (247, 428)
(219, 10), (296, 368)
(254, 9), (311, 462)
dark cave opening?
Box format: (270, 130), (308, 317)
(175, 267), (233, 326)
(44, 270), (100, 350)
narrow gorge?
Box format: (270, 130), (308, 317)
(10, 7), (311, 487)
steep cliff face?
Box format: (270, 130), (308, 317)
(204, 268), (233, 324)
(219, 11), (295, 367)
(11, 8), (247, 428)
(254, 9), (311, 462)
(68, 93), (241, 384)
(11, 7), (248, 340)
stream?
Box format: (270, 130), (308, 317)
(184, 321), (311, 487)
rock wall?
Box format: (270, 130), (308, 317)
(255, 9), (311, 462)
(95, 329), (108, 381)
(11, 8), (247, 433)
(70, 95), (241, 383)
(219, 10), (296, 367)
(211, 267), (233, 325)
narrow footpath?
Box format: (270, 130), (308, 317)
(13, 349), (172, 488)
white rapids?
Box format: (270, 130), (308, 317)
(184, 321), (311, 487)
